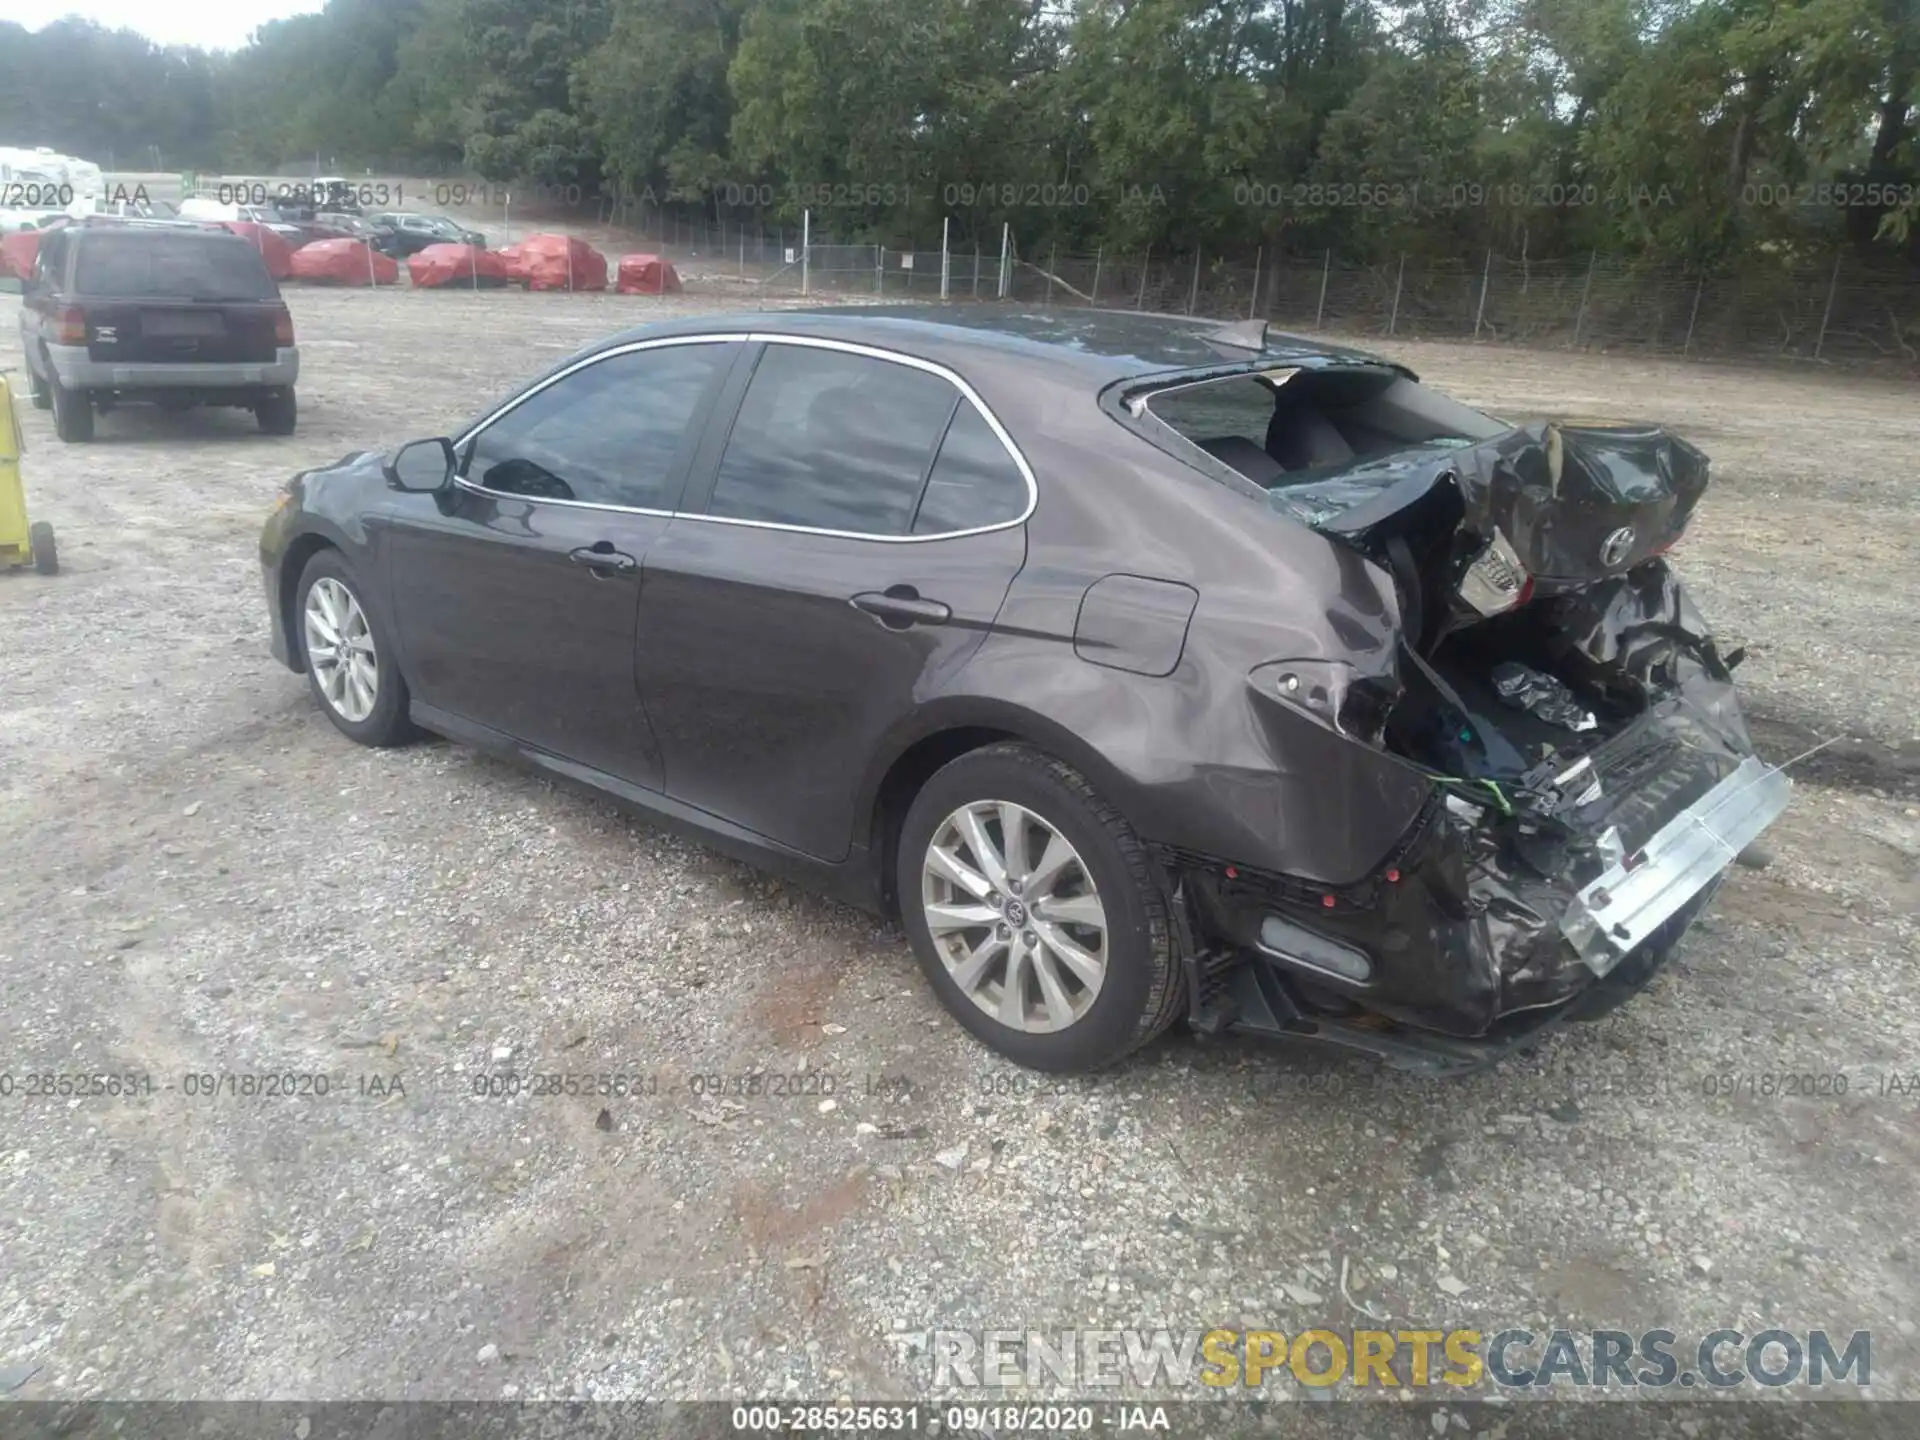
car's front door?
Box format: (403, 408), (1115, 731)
(385, 337), (737, 788)
(635, 337), (1033, 861)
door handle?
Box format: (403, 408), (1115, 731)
(568, 542), (638, 576)
(851, 586), (952, 629)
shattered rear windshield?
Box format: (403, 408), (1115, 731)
(1142, 366), (1509, 526)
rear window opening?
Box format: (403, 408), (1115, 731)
(1142, 366), (1508, 492)
(73, 233), (278, 302)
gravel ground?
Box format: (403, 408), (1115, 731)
(2, 280), (1918, 1420)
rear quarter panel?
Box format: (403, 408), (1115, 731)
(896, 359), (1431, 887)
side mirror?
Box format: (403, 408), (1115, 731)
(385, 437), (455, 493)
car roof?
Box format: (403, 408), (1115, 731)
(592, 304), (1403, 386)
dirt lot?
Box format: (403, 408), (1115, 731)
(2, 277), (1918, 1421)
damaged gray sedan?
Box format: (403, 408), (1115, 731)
(262, 305), (1786, 1075)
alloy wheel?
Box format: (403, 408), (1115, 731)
(920, 800), (1109, 1033)
(303, 577), (379, 723)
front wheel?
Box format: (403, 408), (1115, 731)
(295, 549), (415, 746)
(897, 742), (1185, 1072)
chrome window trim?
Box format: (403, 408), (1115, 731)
(452, 330), (1038, 542)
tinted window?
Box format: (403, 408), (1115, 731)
(911, 402), (1028, 534)
(467, 343), (727, 509)
(74, 235), (276, 301)
(709, 345), (958, 535)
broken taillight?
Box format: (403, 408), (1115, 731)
(1457, 529), (1534, 617)
(53, 305), (87, 345)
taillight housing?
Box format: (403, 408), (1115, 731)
(53, 305), (87, 346)
(1251, 658), (1400, 745)
(272, 305), (295, 346)
(1457, 529), (1534, 617)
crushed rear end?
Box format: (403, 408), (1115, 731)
(1139, 361), (1790, 1070)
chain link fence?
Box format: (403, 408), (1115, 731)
(144, 177), (1919, 369)
(625, 206), (1920, 369)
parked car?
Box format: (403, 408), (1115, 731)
(0, 209), (68, 235)
(258, 307), (1787, 1073)
(20, 221), (298, 441)
(364, 212), (487, 257)
(177, 198), (307, 247)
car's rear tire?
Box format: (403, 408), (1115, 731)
(295, 549), (415, 747)
(897, 742), (1185, 1072)
(257, 390), (297, 436)
(50, 374), (93, 442)
(28, 364), (51, 410)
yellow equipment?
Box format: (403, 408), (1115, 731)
(0, 372), (57, 574)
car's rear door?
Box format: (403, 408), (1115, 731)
(384, 337), (739, 788)
(634, 336), (1033, 862)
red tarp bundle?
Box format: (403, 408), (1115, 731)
(218, 221), (295, 280)
(1, 229), (44, 280)
(288, 238), (399, 286)
(407, 243), (515, 289)
(615, 253), (682, 295)
(509, 233), (607, 291)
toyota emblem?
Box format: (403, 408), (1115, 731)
(1599, 526), (1635, 567)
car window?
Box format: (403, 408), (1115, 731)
(709, 345), (960, 535)
(74, 234), (277, 301)
(1149, 377), (1275, 447)
(466, 343), (729, 509)
(911, 401), (1029, 535)
(32, 232), (66, 286)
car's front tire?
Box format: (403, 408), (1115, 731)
(295, 549), (414, 746)
(897, 742), (1186, 1072)
(49, 373), (93, 442)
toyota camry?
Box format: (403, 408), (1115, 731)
(259, 306), (1789, 1073)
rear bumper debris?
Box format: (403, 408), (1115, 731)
(1560, 755), (1789, 974)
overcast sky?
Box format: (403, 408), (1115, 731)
(0, 1), (321, 51)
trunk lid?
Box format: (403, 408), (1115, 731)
(1302, 420), (1710, 595)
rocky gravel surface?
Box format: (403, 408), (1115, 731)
(1, 284), (1917, 1426)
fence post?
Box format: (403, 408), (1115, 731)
(1473, 248), (1491, 339)
(1188, 247), (1201, 314)
(1090, 246), (1103, 307)
(1248, 246), (1262, 320)
(1316, 248), (1330, 328)
(875, 243), (883, 296)
(801, 209), (810, 297)
(1683, 275), (1704, 356)
(1046, 243), (1057, 305)
(1573, 251), (1596, 346)
(940, 216), (950, 300)
(973, 244), (981, 298)
(1136, 246), (1150, 309)
(1815, 252), (1842, 359)
(1388, 254), (1405, 336)
(998, 222), (1010, 299)
(739, 227), (745, 279)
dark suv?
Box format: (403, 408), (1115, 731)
(19, 220), (299, 442)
